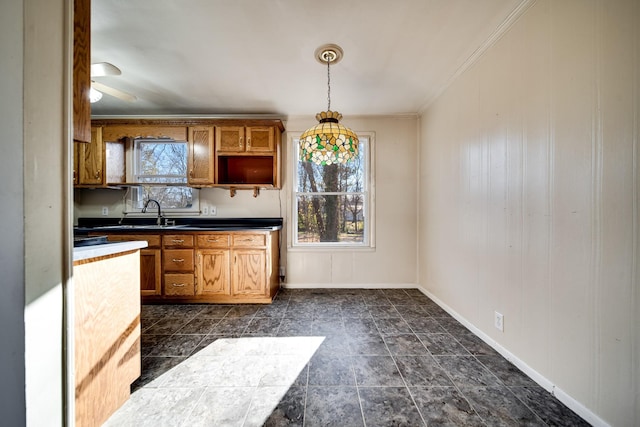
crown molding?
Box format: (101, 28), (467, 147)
(418, 0), (537, 115)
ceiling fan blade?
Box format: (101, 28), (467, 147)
(91, 62), (122, 77)
(91, 81), (137, 102)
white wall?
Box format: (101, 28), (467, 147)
(23, 0), (69, 425)
(0, 0), (69, 425)
(75, 116), (420, 287)
(0, 0), (27, 424)
(285, 116), (418, 286)
(418, 0), (639, 425)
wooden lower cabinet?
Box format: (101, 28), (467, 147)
(232, 249), (267, 297)
(191, 231), (278, 303)
(197, 249), (230, 296)
(140, 249), (161, 296)
(164, 273), (195, 296)
(96, 229), (279, 303)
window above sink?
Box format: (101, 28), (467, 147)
(128, 139), (200, 213)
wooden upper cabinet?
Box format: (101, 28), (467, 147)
(216, 126), (244, 153)
(102, 125), (187, 142)
(216, 126), (274, 153)
(246, 127), (275, 152)
(188, 126), (214, 186)
(73, 0), (91, 143)
(78, 127), (104, 186)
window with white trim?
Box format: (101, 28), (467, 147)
(293, 134), (372, 246)
(130, 139), (198, 211)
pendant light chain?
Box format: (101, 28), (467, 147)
(326, 55), (331, 111)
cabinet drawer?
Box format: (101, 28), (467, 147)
(162, 234), (194, 248)
(103, 234), (161, 248)
(197, 234), (230, 248)
(164, 273), (195, 296)
(232, 233), (265, 247)
(163, 249), (194, 272)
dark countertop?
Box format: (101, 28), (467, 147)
(75, 217), (283, 234)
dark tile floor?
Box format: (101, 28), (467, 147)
(104, 288), (591, 426)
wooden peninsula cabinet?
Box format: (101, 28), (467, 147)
(97, 234), (161, 296)
(73, 241), (145, 426)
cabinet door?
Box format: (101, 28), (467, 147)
(197, 250), (230, 296)
(72, 0), (91, 144)
(216, 126), (245, 152)
(140, 249), (161, 296)
(78, 127), (104, 185)
(73, 142), (80, 185)
(231, 249), (267, 297)
(246, 127), (274, 152)
(188, 126), (214, 185)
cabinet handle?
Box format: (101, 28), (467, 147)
(94, 170), (101, 179)
(172, 239), (185, 244)
(172, 258), (185, 263)
(171, 283), (186, 287)
(189, 169), (194, 177)
(207, 238), (220, 242)
(247, 137), (251, 148)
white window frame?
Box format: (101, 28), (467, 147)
(290, 132), (375, 250)
(127, 138), (200, 214)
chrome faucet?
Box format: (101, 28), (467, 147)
(142, 199), (163, 225)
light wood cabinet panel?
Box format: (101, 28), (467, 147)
(232, 233), (266, 247)
(73, 0), (91, 144)
(78, 127), (104, 185)
(102, 125), (187, 142)
(216, 126), (274, 153)
(246, 126), (274, 152)
(164, 273), (195, 296)
(163, 249), (194, 272)
(216, 126), (245, 152)
(103, 234), (161, 248)
(197, 249), (230, 296)
(188, 126), (215, 186)
(231, 249), (267, 297)
(73, 142), (80, 185)
(197, 234), (230, 248)
(73, 248), (140, 426)
(140, 249), (161, 296)
(95, 234), (162, 295)
(162, 234), (194, 248)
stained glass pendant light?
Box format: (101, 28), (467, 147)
(300, 44), (359, 165)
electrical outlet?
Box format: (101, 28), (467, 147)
(101, 206), (109, 216)
(202, 206), (209, 215)
(494, 311), (504, 332)
(210, 206), (217, 216)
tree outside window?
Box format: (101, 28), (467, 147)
(294, 135), (370, 245)
(131, 140), (195, 210)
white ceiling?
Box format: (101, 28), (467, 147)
(90, 0), (528, 117)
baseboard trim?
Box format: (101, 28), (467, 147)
(281, 283), (417, 290)
(416, 285), (609, 427)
